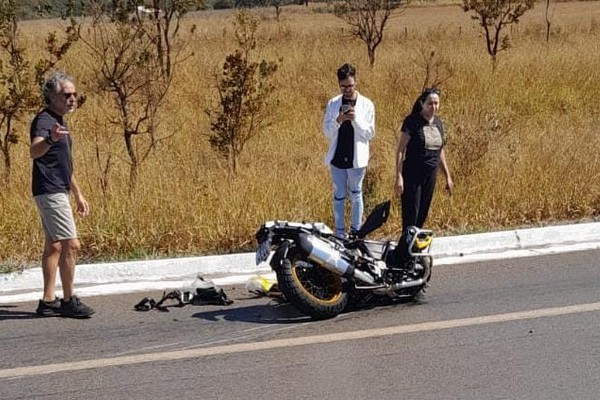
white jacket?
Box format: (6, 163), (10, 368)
(322, 92), (375, 168)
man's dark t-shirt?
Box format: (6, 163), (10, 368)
(331, 97), (357, 169)
(401, 113), (444, 173)
(30, 109), (72, 196)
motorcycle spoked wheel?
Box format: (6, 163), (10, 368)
(276, 250), (348, 320)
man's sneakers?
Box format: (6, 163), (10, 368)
(35, 297), (62, 317)
(36, 295), (95, 318)
(59, 295), (95, 318)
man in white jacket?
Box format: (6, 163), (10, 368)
(322, 63), (375, 238)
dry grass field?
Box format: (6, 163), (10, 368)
(1, 1), (599, 267)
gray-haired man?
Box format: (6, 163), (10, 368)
(30, 71), (94, 318)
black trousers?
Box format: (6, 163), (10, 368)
(401, 168), (437, 232)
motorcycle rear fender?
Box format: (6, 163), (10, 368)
(270, 241), (291, 271)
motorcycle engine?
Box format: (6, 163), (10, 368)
(382, 260), (424, 285)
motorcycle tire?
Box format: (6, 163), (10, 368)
(275, 247), (348, 320)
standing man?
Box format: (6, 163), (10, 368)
(30, 71), (95, 318)
(323, 63), (375, 238)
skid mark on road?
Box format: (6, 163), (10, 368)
(176, 323), (310, 351)
(108, 323), (308, 357)
(2, 301), (600, 379)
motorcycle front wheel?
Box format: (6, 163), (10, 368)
(276, 249), (348, 320)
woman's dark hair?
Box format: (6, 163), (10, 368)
(410, 87), (441, 115)
(337, 63), (356, 81)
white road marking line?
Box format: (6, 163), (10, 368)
(2, 301), (600, 379)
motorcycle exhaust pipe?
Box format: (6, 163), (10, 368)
(297, 233), (376, 285)
(374, 256), (432, 295)
(391, 277), (426, 290)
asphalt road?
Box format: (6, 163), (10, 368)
(1, 250), (599, 400)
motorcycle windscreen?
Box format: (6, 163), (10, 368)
(355, 200), (391, 239)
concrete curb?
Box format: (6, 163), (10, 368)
(1, 222), (599, 303)
(0, 253), (268, 292)
(430, 222), (600, 256)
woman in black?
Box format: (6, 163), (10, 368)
(395, 88), (453, 232)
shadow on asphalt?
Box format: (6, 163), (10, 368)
(190, 294), (426, 324)
(191, 301), (314, 324)
(0, 305), (38, 321)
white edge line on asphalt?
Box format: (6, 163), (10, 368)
(1, 241), (598, 304)
(2, 301), (600, 379)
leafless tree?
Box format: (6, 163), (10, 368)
(334, 0), (408, 67)
(415, 49), (454, 91)
(544, 0), (556, 42)
(78, 0), (200, 192)
(462, 0), (535, 67)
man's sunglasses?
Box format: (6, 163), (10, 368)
(62, 92), (77, 99)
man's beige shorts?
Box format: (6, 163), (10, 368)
(34, 192), (77, 241)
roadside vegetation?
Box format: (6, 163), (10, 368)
(0, 1), (599, 269)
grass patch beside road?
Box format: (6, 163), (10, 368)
(1, 2), (599, 264)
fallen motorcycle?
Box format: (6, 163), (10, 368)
(254, 200), (433, 319)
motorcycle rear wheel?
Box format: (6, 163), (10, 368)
(277, 250), (348, 320)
